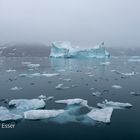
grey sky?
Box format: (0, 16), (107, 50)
(0, 0), (140, 47)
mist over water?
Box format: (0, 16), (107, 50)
(0, 0), (140, 47)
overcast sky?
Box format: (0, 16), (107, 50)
(0, 0), (140, 47)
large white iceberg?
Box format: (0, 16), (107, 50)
(0, 106), (22, 121)
(50, 41), (110, 58)
(9, 99), (46, 110)
(87, 107), (113, 123)
(97, 99), (132, 109)
(24, 109), (65, 120)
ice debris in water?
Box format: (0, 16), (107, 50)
(23, 62), (40, 68)
(87, 107), (113, 123)
(112, 85), (122, 89)
(55, 98), (92, 109)
(55, 84), (70, 90)
(38, 95), (47, 100)
(97, 99), (132, 109)
(0, 106), (22, 121)
(50, 41), (110, 58)
(24, 109), (65, 120)
(111, 70), (135, 76)
(130, 91), (140, 96)
(9, 99), (45, 110)
(100, 61), (111, 65)
(92, 92), (102, 97)
(10, 86), (22, 91)
(19, 73), (60, 78)
(6, 69), (16, 72)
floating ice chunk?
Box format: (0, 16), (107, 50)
(97, 99), (132, 109)
(55, 98), (91, 109)
(27, 63), (40, 68)
(24, 109), (65, 120)
(46, 96), (54, 101)
(112, 85), (122, 89)
(111, 70), (135, 76)
(50, 41), (110, 58)
(30, 73), (41, 77)
(11, 86), (22, 91)
(0, 106), (22, 121)
(130, 91), (140, 96)
(87, 107), (113, 123)
(42, 73), (60, 77)
(55, 84), (64, 90)
(55, 84), (69, 90)
(6, 69), (16, 72)
(9, 99), (45, 110)
(92, 92), (102, 97)
(100, 62), (111, 65)
(38, 95), (47, 100)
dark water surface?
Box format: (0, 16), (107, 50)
(0, 56), (140, 140)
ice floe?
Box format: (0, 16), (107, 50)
(55, 98), (91, 109)
(24, 109), (65, 120)
(87, 107), (113, 123)
(55, 84), (70, 90)
(9, 99), (46, 110)
(0, 106), (22, 121)
(97, 99), (132, 109)
(130, 91), (140, 96)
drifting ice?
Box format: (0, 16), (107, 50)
(24, 109), (65, 120)
(87, 107), (113, 123)
(97, 99), (132, 109)
(0, 106), (22, 121)
(9, 99), (45, 110)
(50, 41), (110, 58)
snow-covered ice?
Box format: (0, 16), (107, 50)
(87, 107), (113, 123)
(24, 109), (65, 120)
(0, 106), (22, 121)
(97, 99), (132, 109)
(9, 99), (46, 110)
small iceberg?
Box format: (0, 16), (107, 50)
(87, 107), (113, 123)
(50, 41), (110, 58)
(10, 86), (23, 91)
(24, 109), (65, 120)
(97, 99), (132, 109)
(0, 106), (22, 121)
(9, 99), (46, 110)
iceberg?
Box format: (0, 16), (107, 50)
(24, 109), (65, 120)
(0, 106), (22, 121)
(50, 41), (110, 58)
(87, 107), (113, 123)
(9, 99), (46, 110)
(97, 99), (132, 109)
